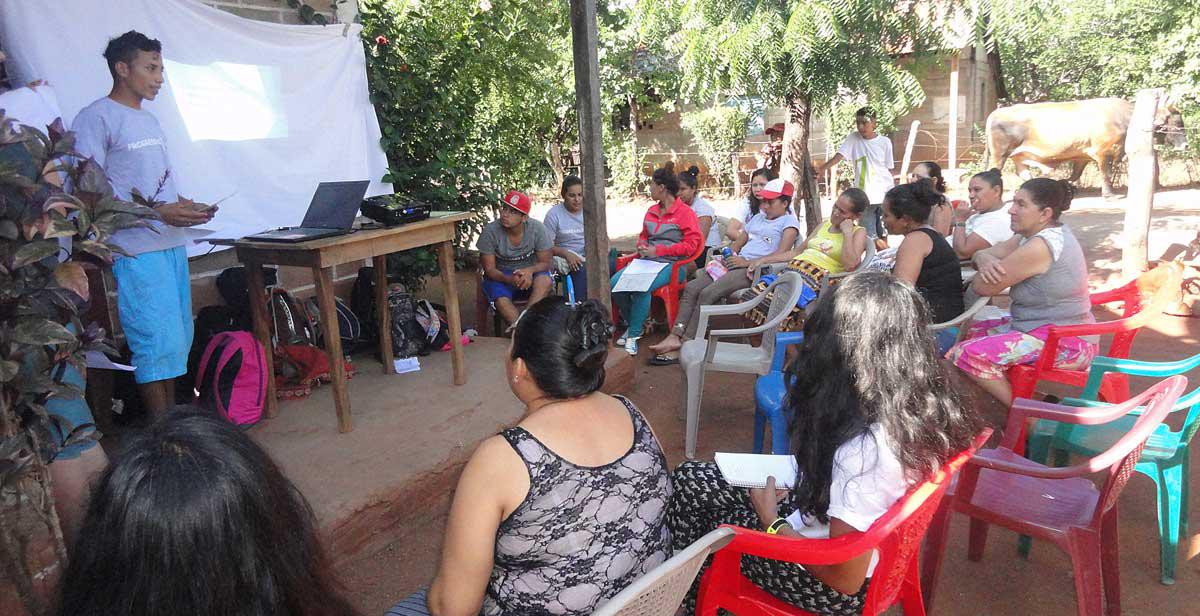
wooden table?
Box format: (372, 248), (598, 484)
(235, 212), (471, 432)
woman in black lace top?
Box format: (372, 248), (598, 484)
(390, 297), (672, 616)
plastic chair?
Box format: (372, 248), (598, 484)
(1007, 261), (1183, 405)
(1026, 353), (1200, 584)
(752, 296), (990, 455)
(696, 430), (991, 616)
(611, 241), (707, 333)
(921, 375), (1187, 616)
(592, 527), (735, 616)
(681, 271), (804, 459)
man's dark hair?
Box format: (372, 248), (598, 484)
(855, 106), (877, 121)
(103, 30), (162, 79)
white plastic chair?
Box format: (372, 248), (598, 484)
(931, 295), (990, 338)
(680, 270), (805, 459)
(591, 527), (735, 616)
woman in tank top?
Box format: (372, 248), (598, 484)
(947, 178), (1095, 404)
(391, 297), (672, 616)
(882, 180), (964, 326)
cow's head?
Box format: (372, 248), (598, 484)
(1155, 94), (1188, 150)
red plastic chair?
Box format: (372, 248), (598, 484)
(695, 430), (992, 616)
(611, 241), (706, 330)
(921, 375), (1187, 616)
(1007, 261), (1183, 405)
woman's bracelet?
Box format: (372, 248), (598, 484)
(766, 517), (791, 535)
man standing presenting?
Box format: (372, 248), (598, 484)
(815, 107), (895, 247)
(72, 31), (214, 415)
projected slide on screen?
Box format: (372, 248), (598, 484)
(164, 59), (288, 142)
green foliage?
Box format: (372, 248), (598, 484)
(642, 0), (940, 119)
(0, 113), (157, 610)
(604, 131), (646, 198)
(680, 106), (750, 188)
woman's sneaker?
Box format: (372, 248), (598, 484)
(624, 336), (640, 356)
(615, 333), (628, 347)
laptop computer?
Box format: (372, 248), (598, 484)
(244, 180), (370, 243)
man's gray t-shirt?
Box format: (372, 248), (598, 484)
(542, 202), (585, 255)
(477, 219), (552, 270)
(71, 97), (186, 255)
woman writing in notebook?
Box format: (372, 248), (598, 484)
(668, 271), (982, 615)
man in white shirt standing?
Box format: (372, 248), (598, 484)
(815, 107), (895, 247)
(73, 31), (215, 416)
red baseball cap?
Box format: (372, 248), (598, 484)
(501, 190), (532, 215)
(758, 178), (794, 199)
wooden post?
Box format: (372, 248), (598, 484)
(569, 0), (611, 311)
(1123, 88), (1163, 279)
(900, 120), (921, 181)
(948, 55), (960, 171)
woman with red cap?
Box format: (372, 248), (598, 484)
(739, 183), (871, 331)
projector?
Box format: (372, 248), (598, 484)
(360, 196), (431, 226)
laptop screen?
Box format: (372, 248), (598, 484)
(301, 180), (371, 229)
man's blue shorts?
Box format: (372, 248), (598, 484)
(112, 245), (193, 384)
(482, 269), (553, 304)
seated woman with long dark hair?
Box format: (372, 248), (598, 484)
(668, 272), (982, 615)
(58, 409), (358, 616)
(396, 297), (672, 616)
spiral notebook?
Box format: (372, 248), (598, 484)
(714, 453), (799, 489)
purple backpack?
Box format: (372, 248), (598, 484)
(195, 331), (267, 427)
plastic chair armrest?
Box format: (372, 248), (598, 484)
(966, 448), (1092, 479)
(768, 332), (805, 372)
(717, 525), (877, 566)
(1087, 284), (1133, 306)
(614, 253), (635, 272)
(1089, 353), (1200, 377)
(930, 296), (989, 332)
(695, 294), (768, 339)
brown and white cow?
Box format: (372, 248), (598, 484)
(985, 96), (1187, 197)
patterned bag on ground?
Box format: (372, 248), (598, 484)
(302, 296), (362, 348)
(273, 344), (356, 401)
(195, 332), (267, 426)
(388, 286), (428, 358)
(414, 299), (450, 351)
(270, 288), (317, 347)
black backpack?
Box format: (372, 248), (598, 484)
(351, 266), (381, 343)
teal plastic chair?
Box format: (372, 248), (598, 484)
(1027, 353), (1200, 585)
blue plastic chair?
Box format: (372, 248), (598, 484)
(1027, 353), (1200, 585)
(752, 332), (804, 454)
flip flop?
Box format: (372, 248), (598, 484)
(649, 353), (679, 366)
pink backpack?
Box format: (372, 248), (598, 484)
(195, 331), (267, 426)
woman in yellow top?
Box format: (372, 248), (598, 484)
(742, 187), (870, 329)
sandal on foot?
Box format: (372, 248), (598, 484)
(649, 353), (679, 366)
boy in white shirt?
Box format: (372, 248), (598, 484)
(815, 107), (895, 245)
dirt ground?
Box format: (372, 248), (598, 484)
(342, 189), (1200, 615)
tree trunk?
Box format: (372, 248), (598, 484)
(548, 140), (565, 190)
(780, 93), (822, 234)
(1122, 88), (1162, 279)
